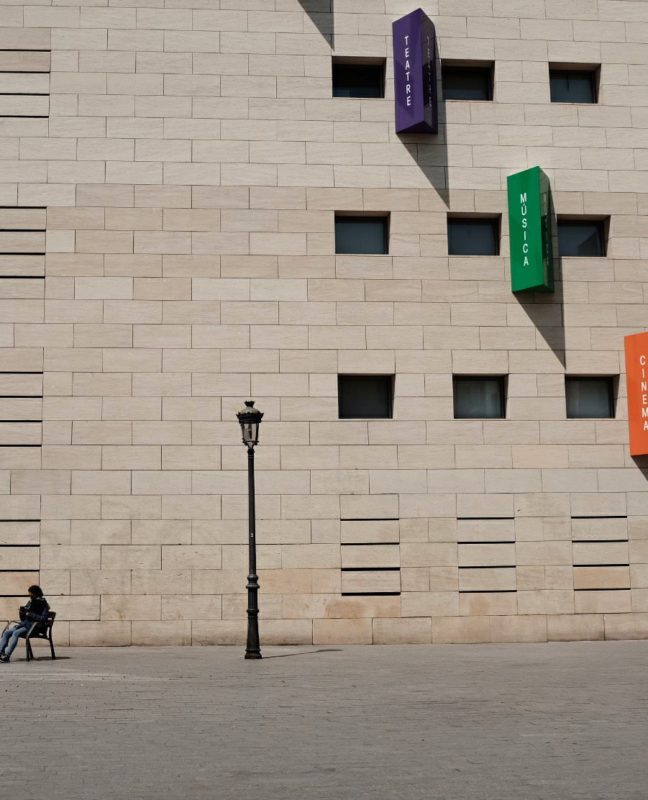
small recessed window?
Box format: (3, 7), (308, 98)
(558, 220), (606, 257)
(565, 377), (615, 419)
(442, 63), (493, 101)
(332, 59), (385, 98)
(335, 215), (389, 255)
(448, 217), (500, 256)
(453, 376), (506, 419)
(549, 67), (598, 103)
(339, 375), (394, 419)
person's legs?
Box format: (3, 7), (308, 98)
(2, 626), (27, 660)
(0, 626), (13, 654)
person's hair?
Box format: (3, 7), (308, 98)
(28, 584), (43, 597)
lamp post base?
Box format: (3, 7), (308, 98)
(245, 652), (263, 660)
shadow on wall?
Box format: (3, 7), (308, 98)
(515, 192), (566, 369)
(632, 456), (648, 475)
(298, 0), (334, 48)
(300, 3), (449, 207)
(396, 43), (449, 208)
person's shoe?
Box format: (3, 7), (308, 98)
(0, 654), (10, 663)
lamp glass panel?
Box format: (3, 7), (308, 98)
(241, 421), (258, 445)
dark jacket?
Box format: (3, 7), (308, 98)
(20, 596), (50, 628)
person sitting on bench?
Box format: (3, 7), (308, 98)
(0, 585), (50, 663)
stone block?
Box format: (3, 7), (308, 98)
(132, 622), (191, 646)
(547, 614), (604, 642)
(373, 618), (432, 645)
(489, 615), (547, 643)
(432, 616), (491, 644)
(71, 622), (131, 647)
(192, 620), (245, 646)
(604, 612), (648, 641)
(340, 550), (401, 584)
(575, 590), (632, 614)
(313, 618), (372, 645)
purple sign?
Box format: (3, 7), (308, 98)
(392, 8), (438, 135)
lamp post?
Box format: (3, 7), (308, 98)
(236, 400), (264, 660)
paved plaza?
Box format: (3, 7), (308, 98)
(2, 641), (647, 800)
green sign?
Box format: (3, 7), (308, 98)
(507, 166), (554, 293)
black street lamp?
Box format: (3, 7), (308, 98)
(236, 400), (264, 660)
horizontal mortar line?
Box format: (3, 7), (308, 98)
(573, 563), (630, 568)
(0, 419), (42, 423)
(0, 519), (40, 522)
(456, 517), (514, 521)
(572, 539), (629, 544)
(0, 253), (46, 257)
(340, 542), (399, 547)
(0, 594), (39, 598)
(574, 587), (630, 592)
(0, 228), (46, 232)
(340, 567), (400, 573)
(0, 395), (43, 398)
(0, 49), (51, 53)
(0, 275), (45, 279)
(341, 543), (400, 548)
(0, 71), (50, 74)
(458, 590), (517, 594)
(0, 445), (42, 448)
(0, 92), (49, 96)
(0, 544), (40, 548)
(0, 372), (43, 375)
(340, 517), (399, 522)
(458, 565), (516, 570)
(0, 206), (46, 210)
(341, 592), (401, 597)
(571, 515), (628, 520)
(0, 115), (49, 119)
(457, 540), (515, 545)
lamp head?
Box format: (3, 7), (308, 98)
(236, 400), (263, 449)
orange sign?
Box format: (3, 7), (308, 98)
(625, 331), (648, 456)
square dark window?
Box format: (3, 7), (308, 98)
(335, 215), (389, 255)
(453, 376), (506, 419)
(550, 68), (598, 103)
(338, 375), (394, 419)
(442, 64), (493, 101)
(565, 377), (615, 419)
(558, 220), (606, 257)
(332, 59), (385, 98)
(448, 217), (500, 256)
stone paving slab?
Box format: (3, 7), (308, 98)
(1, 642), (647, 800)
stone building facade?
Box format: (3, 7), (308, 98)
(1, 0), (648, 646)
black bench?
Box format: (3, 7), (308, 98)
(25, 611), (56, 662)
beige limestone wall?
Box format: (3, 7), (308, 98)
(1, 0), (648, 645)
